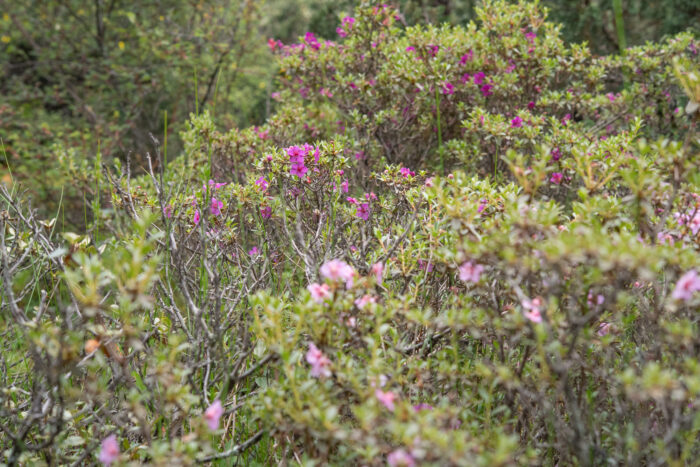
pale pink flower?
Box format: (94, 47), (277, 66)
(424, 177), (433, 187)
(672, 270), (700, 301)
(163, 204), (173, 218)
(355, 294), (377, 310)
(320, 259), (355, 286)
(387, 449), (416, 467)
(375, 389), (398, 411)
(458, 261), (484, 283)
(308, 283), (332, 303)
(522, 297), (543, 323)
(306, 343), (332, 378)
(597, 322), (612, 337)
(371, 262), (384, 284)
(98, 434), (120, 466)
(204, 399), (224, 431)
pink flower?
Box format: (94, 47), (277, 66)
(511, 116), (523, 128)
(320, 87), (333, 97)
(193, 209), (201, 225)
(458, 261), (484, 283)
(356, 203), (371, 220)
(606, 92), (616, 102)
(406, 46), (415, 52)
(306, 343), (332, 378)
(387, 449), (416, 467)
(163, 204), (173, 218)
(426, 44), (439, 57)
(98, 435), (120, 466)
(424, 177), (433, 187)
(342, 17), (355, 27)
(597, 322), (612, 337)
(286, 145), (307, 164)
(399, 167), (415, 178)
(337, 27), (347, 38)
(320, 259), (355, 286)
(204, 399), (224, 431)
(304, 32), (320, 50)
(355, 294), (377, 309)
(260, 206), (272, 219)
(211, 197), (223, 216)
(441, 81), (454, 95)
(355, 150), (365, 160)
(528, 100), (536, 110)
(341, 180), (349, 193)
(375, 389), (398, 411)
(347, 197), (358, 205)
(522, 297), (543, 323)
(290, 163), (308, 178)
(460, 73), (471, 84)
(371, 262), (384, 283)
(308, 283), (332, 303)
(550, 172), (563, 185)
(473, 71), (486, 85)
(672, 270), (700, 301)
(248, 246), (259, 256)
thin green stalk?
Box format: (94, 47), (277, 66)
(612, 0), (626, 54)
(435, 86), (444, 174)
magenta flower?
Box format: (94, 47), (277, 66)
(356, 203), (371, 220)
(550, 172), (563, 185)
(606, 92), (616, 102)
(417, 259), (434, 272)
(427, 44), (439, 57)
(511, 116), (523, 128)
(528, 100), (536, 110)
(193, 209), (201, 225)
(248, 246), (259, 256)
(387, 449), (416, 467)
(375, 389), (398, 411)
(406, 46), (415, 52)
(255, 177), (269, 191)
(98, 435), (120, 466)
(459, 50), (473, 64)
(441, 81), (455, 95)
(320, 87), (333, 98)
(163, 204), (173, 218)
(355, 150), (365, 160)
(290, 163), (308, 178)
(473, 71), (486, 85)
(522, 297), (543, 323)
(260, 206), (272, 219)
(204, 399), (224, 431)
(320, 259), (355, 286)
(413, 403), (433, 412)
(460, 73), (471, 84)
(551, 147), (562, 161)
(210, 197), (223, 216)
(286, 145), (307, 163)
(524, 31), (537, 44)
(672, 270), (700, 301)
(458, 261), (484, 283)
(342, 17), (355, 27)
(336, 27), (347, 38)
(341, 180), (349, 193)
(306, 342), (332, 378)
(347, 197), (358, 205)
(308, 283), (332, 303)
(304, 32), (320, 50)
(480, 84), (493, 97)
(399, 167), (415, 178)
(371, 262), (384, 284)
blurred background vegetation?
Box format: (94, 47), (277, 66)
(1, 0), (698, 227)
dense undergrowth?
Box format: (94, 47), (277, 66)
(1, 1), (699, 465)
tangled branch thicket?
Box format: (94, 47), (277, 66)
(1, 1), (699, 465)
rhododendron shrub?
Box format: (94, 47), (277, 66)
(1, 1), (698, 465)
